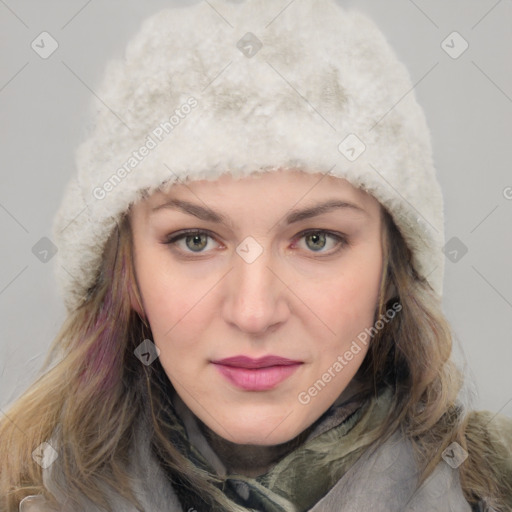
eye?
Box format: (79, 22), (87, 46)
(164, 230), (219, 253)
(292, 230), (347, 254)
(164, 229), (347, 256)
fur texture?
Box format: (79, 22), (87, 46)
(52, 0), (444, 312)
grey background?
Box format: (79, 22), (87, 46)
(1, 0), (511, 419)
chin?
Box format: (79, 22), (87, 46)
(214, 420), (305, 446)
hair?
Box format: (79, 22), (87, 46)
(0, 198), (505, 511)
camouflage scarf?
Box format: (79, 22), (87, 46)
(153, 380), (394, 512)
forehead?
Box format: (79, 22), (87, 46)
(141, 169), (379, 211)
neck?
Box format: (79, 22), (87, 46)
(174, 378), (366, 478)
(195, 418), (314, 478)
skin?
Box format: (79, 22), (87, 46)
(129, 168), (384, 475)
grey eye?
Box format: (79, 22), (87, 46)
(305, 232), (328, 251)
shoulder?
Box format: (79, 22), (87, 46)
(466, 409), (512, 474)
(37, 414), (183, 512)
(464, 410), (512, 510)
(310, 429), (472, 511)
(466, 409), (512, 452)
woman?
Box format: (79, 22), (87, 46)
(1, 1), (511, 511)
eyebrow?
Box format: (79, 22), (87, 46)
(150, 198), (368, 227)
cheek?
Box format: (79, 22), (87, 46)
(136, 256), (216, 363)
(302, 258), (382, 342)
(137, 247), (192, 319)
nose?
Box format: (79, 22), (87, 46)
(221, 242), (290, 335)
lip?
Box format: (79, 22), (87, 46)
(211, 355), (303, 391)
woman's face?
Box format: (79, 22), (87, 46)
(129, 169), (384, 445)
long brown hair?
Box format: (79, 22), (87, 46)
(0, 202), (501, 511)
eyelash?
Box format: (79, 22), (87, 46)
(163, 229), (348, 257)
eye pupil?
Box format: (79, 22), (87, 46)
(306, 232), (326, 251)
(186, 234), (208, 251)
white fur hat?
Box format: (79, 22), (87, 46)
(52, 0), (444, 312)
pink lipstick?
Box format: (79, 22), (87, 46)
(211, 355), (303, 391)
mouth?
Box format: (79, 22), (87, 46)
(211, 355), (303, 391)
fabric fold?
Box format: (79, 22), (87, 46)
(162, 385), (394, 511)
